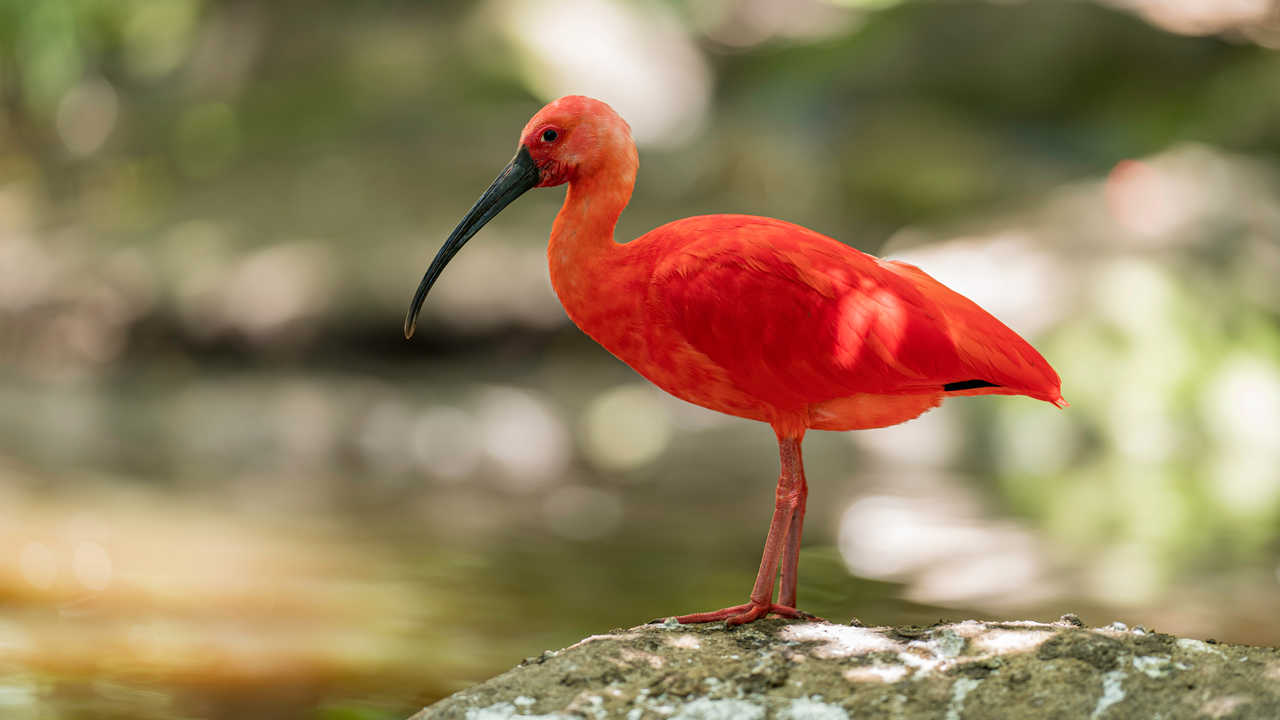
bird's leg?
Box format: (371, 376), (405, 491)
(676, 433), (812, 626)
(777, 445), (808, 609)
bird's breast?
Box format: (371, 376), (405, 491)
(553, 255), (780, 426)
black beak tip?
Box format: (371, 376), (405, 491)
(403, 145), (539, 344)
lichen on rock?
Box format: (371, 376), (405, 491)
(411, 617), (1280, 719)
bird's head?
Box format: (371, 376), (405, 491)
(518, 95), (634, 187)
(403, 95), (633, 339)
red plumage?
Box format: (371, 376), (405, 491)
(560, 213), (1063, 439)
(407, 95), (1066, 626)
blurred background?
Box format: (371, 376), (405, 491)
(2, 0), (1280, 717)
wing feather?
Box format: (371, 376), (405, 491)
(643, 216), (1062, 409)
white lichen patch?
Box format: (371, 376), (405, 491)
(465, 701), (574, 719)
(788, 622), (1037, 680)
(971, 629), (1054, 655)
(1199, 694), (1252, 718)
(900, 633), (972, 674)
(568, 632), (636, 651)
(844, 664), (908, 684)
(565, 692), (607, 720)
(945, 620), (990, 637)
(1132, 655), (1174, 678)
(1176, 638), (1226, 657)
(514, 696), (536, 708)
(944, 677), (981, 720)
(1090, 670), (1127, 719)
(777, 698), (850, 720)
(617, 647), (665, 669)
(669, 698), (765, 720)
(897, 645), (946, 675)
(991, 620), (1058, 629)
(667, 633), (701, 650)
(933, 629), (966, 658)
(780, 624), (900, 658)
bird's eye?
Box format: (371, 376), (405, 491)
(541, 129), (558, 143)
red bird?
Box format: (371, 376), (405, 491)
(405, 96), (1066, 626)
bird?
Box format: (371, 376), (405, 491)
(404, 95), (1066, 626)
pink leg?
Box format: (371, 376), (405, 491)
(778, 457), (808, 609)
(676, 433), (816, 626)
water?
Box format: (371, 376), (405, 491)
(3, 343), (1278, 718)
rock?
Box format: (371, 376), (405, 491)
(411, 618), (1280, 719)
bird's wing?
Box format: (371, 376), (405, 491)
(880, 259), (1063, 403)
(644, 216), (1062, 408)
(646, 216), (959, 408)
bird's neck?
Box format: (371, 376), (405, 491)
(546, 153), (649, 354)
(547, 159), (635, 303)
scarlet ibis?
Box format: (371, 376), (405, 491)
(405, 96), (1065, 626)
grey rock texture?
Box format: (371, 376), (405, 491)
(412, 617), (1280, 719)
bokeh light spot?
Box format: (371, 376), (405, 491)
(411, 406), (483, 482)
(581, 384), (673, 473)
(1204, 353), (1280, 451)
(498, 0), (711, 147)
(221, 243), (334, 342)
(72, 541), (112, 592)
(1210, 453), (1280, 519)
(477, 387), (570, 491)
(853, 403), (959, 468)
(1106, 0), (1275, 38)
(836, 494), (1050, 607)
(124, 0), (201, 78)
(1090, 542), (1160, 606)
(55, 77), (118, 156)
(886, 233), (1065, 336)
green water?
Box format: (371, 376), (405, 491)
(4, 346), (1278, 719)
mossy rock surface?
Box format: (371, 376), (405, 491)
(412, 618), (1280, 719)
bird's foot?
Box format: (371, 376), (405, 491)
(674, 601), (823, 626)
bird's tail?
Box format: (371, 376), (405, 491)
(886, 260), (1066, 408)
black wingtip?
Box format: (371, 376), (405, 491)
(943, 379), (1000, 392)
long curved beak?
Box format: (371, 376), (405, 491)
(404, 146), (541, 339)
